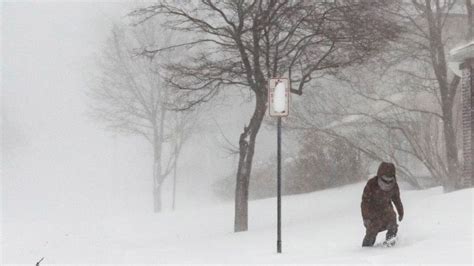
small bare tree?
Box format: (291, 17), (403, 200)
(170, 110), (198, 210)
(88, 24), (192, 212)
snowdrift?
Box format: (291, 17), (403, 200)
(2, 183), (473, 264)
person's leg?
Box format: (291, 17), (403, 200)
(385, 220), (398, 241)
(362, 228), (378, 247)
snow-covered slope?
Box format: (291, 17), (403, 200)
(3, 183), (473, 264)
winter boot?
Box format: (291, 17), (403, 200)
(383, 224), (398, 247)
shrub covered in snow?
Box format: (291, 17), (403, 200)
(213, 132), (368, 200)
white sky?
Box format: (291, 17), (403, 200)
(1, 2), (168, 219)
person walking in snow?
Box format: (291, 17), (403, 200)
(361, 162), (404, 247)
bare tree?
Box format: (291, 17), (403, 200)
(129, 0), (400, 232)
(291, 0), (471, 191)
(383, 0), (468, 190)
(466, 0), (473, 39)
(170, 110), (198, 210)
(290, 70), (448, 189)
(88, 24), (191, 212)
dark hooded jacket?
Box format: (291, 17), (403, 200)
(361, 162), (404, 228)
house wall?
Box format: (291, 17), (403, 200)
(460, 58), (474, 188)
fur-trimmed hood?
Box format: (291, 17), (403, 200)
(377, 162), (396, 177)
(376, 162), (396, 191)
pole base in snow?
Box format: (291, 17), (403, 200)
(277, 240), (282, 253)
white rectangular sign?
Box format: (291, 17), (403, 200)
(268, 78), (290, 117)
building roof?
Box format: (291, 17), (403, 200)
(450, 40), (474, 60)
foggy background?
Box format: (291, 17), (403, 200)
(2, 2), (274, 220)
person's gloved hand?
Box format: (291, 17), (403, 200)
(363, 219), (371, 228)
(398, 214), (403, 222)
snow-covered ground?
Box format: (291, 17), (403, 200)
(2, 183), (473, 264)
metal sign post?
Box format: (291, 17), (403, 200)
(277, 116), (282, 253)
(268, 78), (289, 254)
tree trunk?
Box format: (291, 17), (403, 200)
(423, 1), (461, 191)
(152, 155), (162, 212)
(466, 0), (473, 40)
(153, 184), (163, 212)
(152, 102), (167, 212)
(234, 93), (267, 232)
(442, 107), (460, 192)
(172, 141), (179, 211)
(152, 134), (163, 212)
(437, 74), (460, 191)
